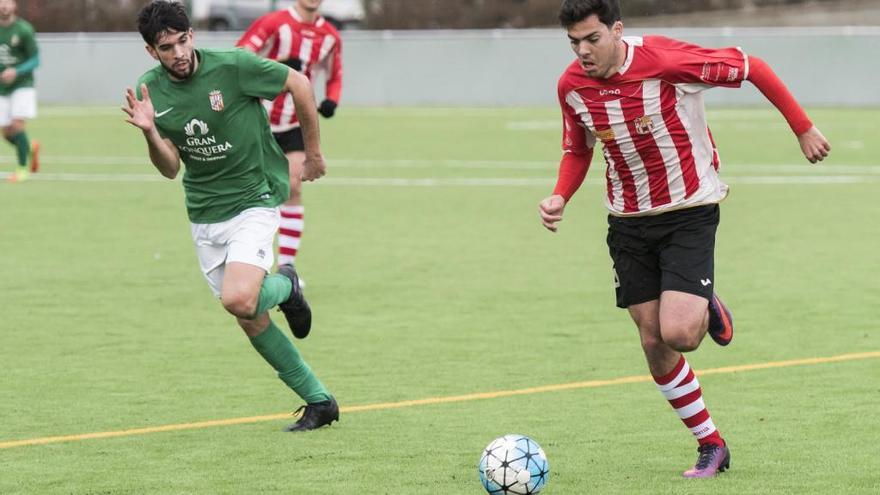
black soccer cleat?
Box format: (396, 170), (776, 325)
(283, 397), (339, 432)
(277, 264), (312, 339)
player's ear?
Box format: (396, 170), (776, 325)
(612, 20), (623, 40)
(145, 44), (159, 61)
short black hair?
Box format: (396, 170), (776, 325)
(558, 0), (621, 29)
(138, 0), (191, 46)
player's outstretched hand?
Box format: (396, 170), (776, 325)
(798, 126), (830, 164)
(302, 154), (326, 181)
(122, 84), (155, 132)
(539, 194), (566, 233)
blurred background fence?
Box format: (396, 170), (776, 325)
(37, 26), (880, 106)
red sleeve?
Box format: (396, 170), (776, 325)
(650, 36), (748, 88)
(236, 14), (274, 52)
(554, 79), (594, 202)
(553, 149), (593, 202)
(324, 35), (343, 103)
(746, 56), (812, 135)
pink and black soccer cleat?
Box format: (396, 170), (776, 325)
(683, 443), (730, 478)
(707, 293), (734, 346)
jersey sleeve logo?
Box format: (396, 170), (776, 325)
(209, 90), (225, 112)
(700, 62), (740, 83)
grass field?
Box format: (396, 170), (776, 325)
(1, 106), (878, 494)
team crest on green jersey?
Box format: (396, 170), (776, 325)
(209, 90), (225, 112)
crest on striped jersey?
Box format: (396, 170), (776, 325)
(634, 115), (654, 135)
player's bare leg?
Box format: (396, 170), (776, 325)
(629, 298), (730, 477)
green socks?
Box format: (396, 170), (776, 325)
(8, 132), (30, 168)
(249, 320), (331, 404)
(254, 273), (292, 316)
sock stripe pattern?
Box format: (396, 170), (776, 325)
(653, 356), (723, 445)
(278, 205), (304, 266)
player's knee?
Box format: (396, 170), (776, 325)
(221, 292), (257, 319)
(638, 328), (664, 353)
(662, 326), (701, 352)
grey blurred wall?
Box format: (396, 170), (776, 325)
(36, 27), (878, 106)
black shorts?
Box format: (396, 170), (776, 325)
(606, 204), (720, 309)
(273, 127), (304, 153)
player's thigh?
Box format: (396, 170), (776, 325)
(657, 204), (719, 302)
(10, 88), (36, 122)
(658, 290), (708, 336)
(607, 214), (662, 309)
(0, 95), (13, 128)
(190, 207), (279, 299)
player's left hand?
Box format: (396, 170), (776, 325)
(539, 194), (566, 233)
(302, 154), (326, 181)
(798, 126), (831, 164)
(0, 67), (16, 84)
(318, 99), (337, 118)
(122, 84), (156, 133)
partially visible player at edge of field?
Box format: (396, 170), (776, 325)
(540, 0), (830, 478)
(0, 0), (39, 183)
(122, 0), (338, 432)
(237, 0), (343, 280)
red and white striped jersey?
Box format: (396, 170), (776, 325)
(237, 7), (343, 132)
(558, 36), (749, 216)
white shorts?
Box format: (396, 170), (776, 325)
(190, 207), (280, 297)
(0, 88), (37, 126)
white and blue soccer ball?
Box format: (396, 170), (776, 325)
(478, 434), (550, 494)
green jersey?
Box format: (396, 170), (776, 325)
(0, 18), (38, 95)
(137, 48), (290, 224)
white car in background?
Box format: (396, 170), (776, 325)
(190, 0), (364, 31)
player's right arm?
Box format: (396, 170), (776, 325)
(540, 80), (594, 233)
(283, 68), (325, 181)
(122, 84), (180, 179)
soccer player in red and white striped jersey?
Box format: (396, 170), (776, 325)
(540, 0), (830, 478)
(237, 0), (343, 273)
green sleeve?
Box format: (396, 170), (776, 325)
(22, 24), (37, 58)
(235, 48), (288, 100)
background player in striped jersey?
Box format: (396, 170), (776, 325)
(0, 0), (39, 183)
(539, 0), (830, 478)
(237, 0), (343, 280)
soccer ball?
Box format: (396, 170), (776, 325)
(478, 434), (549, 494)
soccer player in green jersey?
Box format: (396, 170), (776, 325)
(122, 0), (337, 432)
(0, 0), (39, 183)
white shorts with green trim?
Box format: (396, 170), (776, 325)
(0, 87), (37, 126)
(190, 206), (279, 297)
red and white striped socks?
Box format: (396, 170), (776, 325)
(278, 205), (304, 266)
(653, 356), (725, 447)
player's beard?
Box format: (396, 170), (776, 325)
(162, 50), (195, 80)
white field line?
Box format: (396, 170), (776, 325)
(20, 155), (880, 174)
(2, 173), (878, 186)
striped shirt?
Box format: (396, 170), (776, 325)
(558, 36), (748, 216)
(237, 7), (343, 132)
